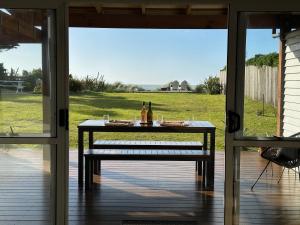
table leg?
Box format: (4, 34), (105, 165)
(89, 131), (101, 174)
(94, 159), (101, 175)
(85, 157), (92, 190)
(203, 133), (208, 150)
(207, 132), (215, 189)
(78, 129), (84, 186)
(88, 131), (93, 149)
(197, 161), (203, 175)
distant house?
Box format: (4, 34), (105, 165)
(181, 80), (189, 91)
(170, 80), (179, 91)
(160, 80), (190, 91)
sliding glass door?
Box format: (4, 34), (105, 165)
(225, 6), (300, 225)
(0, 4), (68, 225)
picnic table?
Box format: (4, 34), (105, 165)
(78, 120), (216, 189)
(0, 80), (25, 93)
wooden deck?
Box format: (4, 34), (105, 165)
(1, 149), (300, 225)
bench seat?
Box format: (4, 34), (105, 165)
(85, 149), (209, 160)
(93, 140), (203, 149)
(84, 148), (209, 190)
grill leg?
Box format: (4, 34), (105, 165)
(271, 162), (273, 177)
(251, 161), (271, 191)
(277, 167), (285, 184)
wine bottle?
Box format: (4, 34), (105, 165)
(141, 101), (147, 123)
(147, 101), (153, 124)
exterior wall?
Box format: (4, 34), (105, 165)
(219, 65), (278, 106)
(283, 29), (300, 137)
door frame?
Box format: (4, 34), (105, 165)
(0, 1), (69, 225)
(225, 3), (300, 225)
(3, 0), (300, 225)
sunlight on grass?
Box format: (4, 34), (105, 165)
(0, 92), (277, 150)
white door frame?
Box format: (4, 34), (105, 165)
(0, 1), (69, 225)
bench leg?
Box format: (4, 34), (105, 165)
(206, 160), (214, 189)
(202, 161), (207, 187)
(85, 158), (93, 190)
(197, 161), (203, 175)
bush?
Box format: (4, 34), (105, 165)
(69, 75), (84, 93)
(195, 84), (206, 93)
(204, 76), (222, 94)
(83, 74), (106, 92)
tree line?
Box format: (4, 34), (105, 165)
(1, 62), (222, 94)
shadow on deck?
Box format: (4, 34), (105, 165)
(0, 149), (300, 225)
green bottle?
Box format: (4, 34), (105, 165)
(147, 101), (153, 124)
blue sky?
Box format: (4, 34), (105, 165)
(0, 28), (278, 85)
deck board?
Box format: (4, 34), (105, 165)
(1, 149), (300, 225)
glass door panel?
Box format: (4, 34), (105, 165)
(0, 8), (56, 137)
(240, 12), (300, 139)
(0, 7), (67, 225)
(230, 11), (300, 225)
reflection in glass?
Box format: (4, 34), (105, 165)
(0, 9), (56, 136)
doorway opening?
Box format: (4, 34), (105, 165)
(68, 5), (228, 225)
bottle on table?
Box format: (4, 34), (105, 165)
(147, 101), (153, 124)
(141, 101), (147, 123)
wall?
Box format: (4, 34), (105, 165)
(219, 65), (278, 106)
(282, 29), (300, 137)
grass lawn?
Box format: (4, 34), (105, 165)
(0, 92), (277, 150)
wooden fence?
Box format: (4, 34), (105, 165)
(219, 65), (278, 106)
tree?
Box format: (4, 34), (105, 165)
(69, 74), (84, 93)
(246, 52), (279, 67)
(204, 76), (222, 94)
(0, 44), (19, 52)
(220, 52), (279, 71)
(22, 68), (43, 91)
(0, 63), (7, 80)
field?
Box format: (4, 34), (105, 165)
(0, 92), (277, 150)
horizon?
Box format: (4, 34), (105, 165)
(1, 28), (278, 85)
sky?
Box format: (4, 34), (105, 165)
(0, 28), (278, 85)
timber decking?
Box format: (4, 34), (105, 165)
(0, 149), (300, 225)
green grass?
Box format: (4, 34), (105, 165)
(0, 92), (277, 150)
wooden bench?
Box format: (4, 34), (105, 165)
(93, 140), (205, 180)
(93, 140), (203, 149)
(84, 148), (210, 190)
